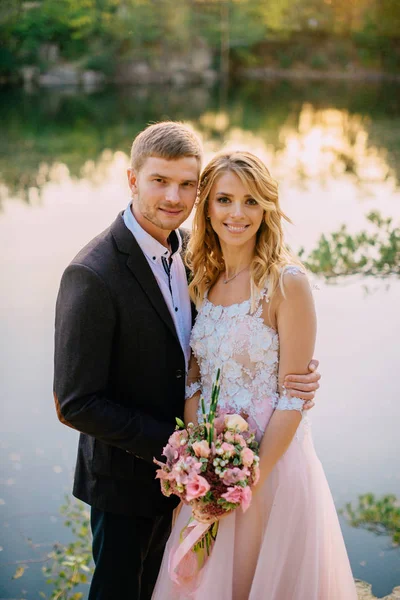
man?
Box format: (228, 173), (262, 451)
(53, 121), (320, 599)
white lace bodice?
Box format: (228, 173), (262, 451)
(189, 267), (308, 438)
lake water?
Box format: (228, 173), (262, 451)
(0, 80), (399, 598)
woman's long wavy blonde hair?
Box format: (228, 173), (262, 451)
(187, 151), (303, 309)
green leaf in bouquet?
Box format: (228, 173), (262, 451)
(236, 480), (248, 488)
(206, 368), (221, 444)
(217, 499), (238, 511)
(203, 490), (214, 502)
(201, 396), (207, 424)
(199, 458), (208, 472)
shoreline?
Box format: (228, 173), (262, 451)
(356, 580), (400, 599)
(239, 67), (400, 83)
(4, 63), (400, 90)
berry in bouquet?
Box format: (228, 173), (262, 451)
(154, 369), (260, 593)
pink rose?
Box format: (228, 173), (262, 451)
(192, 440), (211, 459)
(162, 444), (178, 463)
(221, 467), (249, 485)
(221, 486), (243, 505)
(214, 414), (226, 435)
(185, 475), (210, 502)
(168, 430), (187, 449)
(240, 486), (252, 512)
(241, 447), (254, 468)
(155, 468), (175, 481)
(224, 431), (235, 443)
(221, 485), (253, 512)
(224, 414), (249, 432)
(172, 456), (202, 485)
(234, 434), (246, 446)
(221, 442), (235, 458)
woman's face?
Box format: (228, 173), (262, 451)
(207, 171), (264, 249)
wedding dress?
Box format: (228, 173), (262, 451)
(152, 267), (357, 599)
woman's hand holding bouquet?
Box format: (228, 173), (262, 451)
(154, 369), (260, 593)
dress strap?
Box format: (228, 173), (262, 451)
(281, 264), (306, 277)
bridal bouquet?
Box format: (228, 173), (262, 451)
(154, 369), (260, 593)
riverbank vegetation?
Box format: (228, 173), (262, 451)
(1, 0), (400, 84)
(301, 212), (400, 280)
(342, 494), (400, 547)
(10, 492), (400, 598)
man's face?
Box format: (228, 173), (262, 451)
(127, 156), (199, 244)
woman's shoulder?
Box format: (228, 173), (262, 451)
(279, 264), (313, 305)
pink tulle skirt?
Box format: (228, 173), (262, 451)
(151, 424), (357, 600)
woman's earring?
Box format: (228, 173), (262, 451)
(206, 216), (211, 221)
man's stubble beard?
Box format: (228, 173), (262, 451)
(137, 195), (189, 232)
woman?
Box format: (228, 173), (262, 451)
(152, 151), (357, 599)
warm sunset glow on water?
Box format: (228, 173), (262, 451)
(1, 82), (399, 597)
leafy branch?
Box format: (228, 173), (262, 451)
(40, 495), (93, 600)
(341, 493), (400, 546)
(299, 212), (400, 279)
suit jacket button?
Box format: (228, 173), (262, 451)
(176, 369), (183, 379)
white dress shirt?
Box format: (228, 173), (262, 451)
(123, 203), (192, 369)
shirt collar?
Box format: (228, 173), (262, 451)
(123, 201), (182, 262)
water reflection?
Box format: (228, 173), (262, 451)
(0, 81), (400, 597)
(1, 80), (400, 203)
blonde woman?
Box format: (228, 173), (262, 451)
(152, 151), (357, 599)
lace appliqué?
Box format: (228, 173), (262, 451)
(185, 381), (201, 400)
(283, 266), (305, 276)
(275, 394), (304, 412)
(190, 265), (312, 441)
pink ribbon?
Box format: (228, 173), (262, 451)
(168, 518), (210, 588)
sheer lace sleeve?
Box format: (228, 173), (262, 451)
(275, 391), (304, 412)
(185, 352), (201, 400)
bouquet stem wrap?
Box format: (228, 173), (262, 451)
(168, 517), (219, 594)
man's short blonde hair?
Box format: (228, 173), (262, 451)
(130, 121), (203, 172)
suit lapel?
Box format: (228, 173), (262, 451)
(111, 213), (180, 345)
(126, 251), (181, 344)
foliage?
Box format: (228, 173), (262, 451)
(1, 79), (400, 203)
(1, 0), (400, 78)
(342, 493), (400, 546)
(309, 52), (329, 70)
(41, 495), (93, 599)
(300, 212), (400, 279)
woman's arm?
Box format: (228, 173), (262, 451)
(255, 271), (317, 489)
(184, 353), (201, 426)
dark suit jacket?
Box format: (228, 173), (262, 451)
(53, 212), (192, 516)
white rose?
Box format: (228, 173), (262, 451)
(224, 414), (249, 432)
